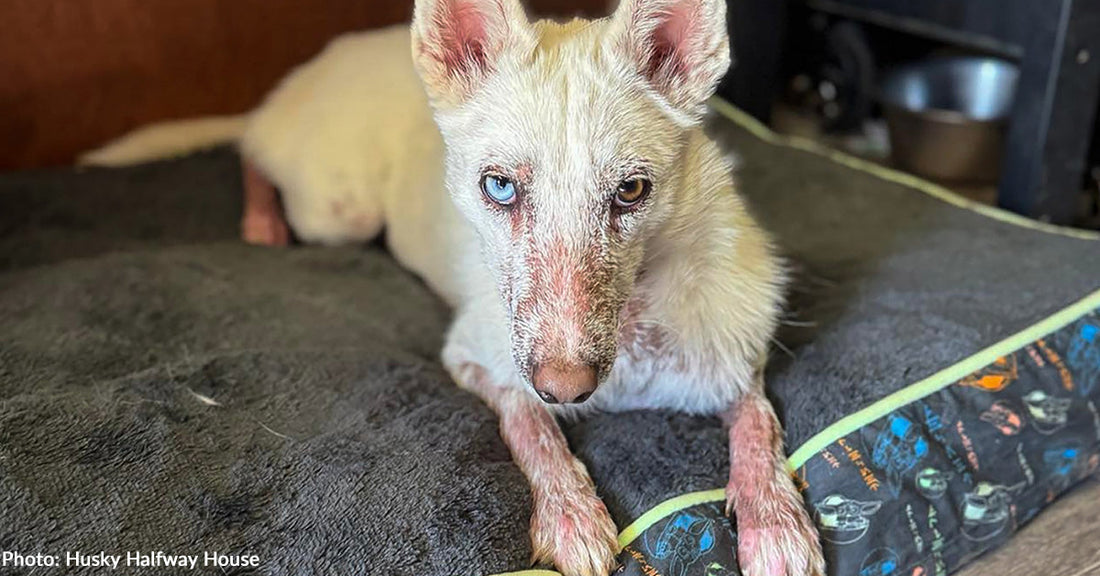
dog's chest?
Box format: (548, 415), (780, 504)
(587, 296), (750, 415)
(597, 299), (697, 411)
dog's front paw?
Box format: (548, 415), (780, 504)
(738, 524), (825, 576)
(730, 486), (825, 576)
(529, 486), (620, 576)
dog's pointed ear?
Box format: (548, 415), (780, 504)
(411, 0), (535, 107)
(610, 0), (731, 118)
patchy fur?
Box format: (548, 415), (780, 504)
(451, 362), (621, 574)
(726, 392), (826, 576)
(79, 0), (822, 574)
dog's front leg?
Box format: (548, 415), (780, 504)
(447, 360), (620, 576)
(725, 386), (825, 576)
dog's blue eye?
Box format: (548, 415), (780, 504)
(481, 174), (516, 205)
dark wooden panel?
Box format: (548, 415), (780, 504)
(0, 0), (611, 170)
(999, 0), (1100, 224)
(807, 0), (1032, 56)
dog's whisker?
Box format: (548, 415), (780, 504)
(771, 337), (796, 358)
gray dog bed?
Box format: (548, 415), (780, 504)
(2, 101), (1099, 576)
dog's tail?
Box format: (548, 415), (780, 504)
(78, 115), (248, 167)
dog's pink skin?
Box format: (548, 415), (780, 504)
(617, 292), (674, 365)
(506, 202), (621, 384)
(240, 158), (290, 247)
(453, 362), (620, 576)
(524, 240), (592, 358)
(633, 0), (693, 80)
(726, 394), (825, 576)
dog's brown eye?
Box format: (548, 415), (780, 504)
(615, 178), (651, 207)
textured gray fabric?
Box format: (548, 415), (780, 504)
(0, 242), (534, 574)
(1, 114), (1099, 575)
(1, 154), (531, 574)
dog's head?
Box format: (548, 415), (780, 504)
(411, 0), (730, 404)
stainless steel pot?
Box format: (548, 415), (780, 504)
(880, 57), (1019, 183)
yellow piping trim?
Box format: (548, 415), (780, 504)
(617, 488), (726, 547)
(708, 97), (1100, 241)
(610, 287), (1100, 556)
(787, 286), (1100, 468)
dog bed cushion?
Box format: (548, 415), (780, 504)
(1, 100), (1098, 576)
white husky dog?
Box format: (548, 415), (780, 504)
(83, 0), (824, 574)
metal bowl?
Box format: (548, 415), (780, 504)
(880, 56), (1019, 183)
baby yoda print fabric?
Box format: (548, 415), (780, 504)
(621, 504), (740, 576)
(798, 309), (1100, 576)
(616, 309), (1100, 576)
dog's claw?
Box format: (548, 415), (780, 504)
(530, 486), (620, 576)
(732, 492), (825, 576)
(738, 525), (825, 576)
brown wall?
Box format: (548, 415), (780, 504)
(0, 0), (609, 170)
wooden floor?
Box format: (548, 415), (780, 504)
(957, 478), (1100, 576)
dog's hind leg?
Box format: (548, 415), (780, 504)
(240, 158), (290, 247)
(443, 307), (620, 576)
(725, 383), (825, 576)
(271, 157), (388, 248)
